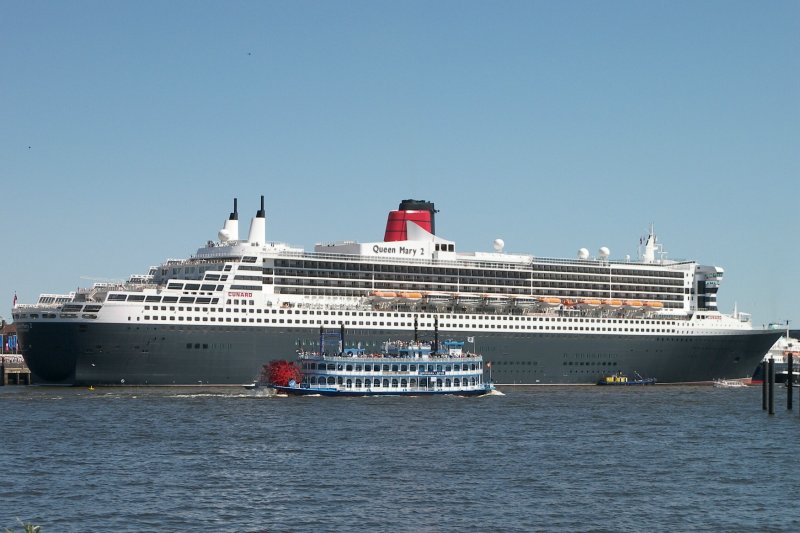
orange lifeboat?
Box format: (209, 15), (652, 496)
(538, 297), (562, 307)
(562, 299), (578, 307)
(577, 298), (602, 307)
(398, 291), (423, 300)
(644, 301), (664, 309)
(370, 290), (398, 300)
(624, 299), (643, 308)
(603, 299), (623, 307)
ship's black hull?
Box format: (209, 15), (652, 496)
(16, 321), (782, 386)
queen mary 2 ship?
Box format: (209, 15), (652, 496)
(13, 196), (780, 386)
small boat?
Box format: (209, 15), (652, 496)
(370, 290), (398, 301)
(397, 291), (423, 300)
(537, 297), (562, 307)
(597, 372), (656, 386)
(713, 378), (747, 388)
(576, 298), (602, 309)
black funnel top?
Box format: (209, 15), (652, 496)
(229, 198), (238, 220)
(398, 199), (437, 235)
(256, 195), (265, 218)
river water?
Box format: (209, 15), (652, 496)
(1, 385), (797, 532)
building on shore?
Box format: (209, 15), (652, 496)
(1, 320), (19, 355)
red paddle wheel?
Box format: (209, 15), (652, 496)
(264, 360), (302, 387)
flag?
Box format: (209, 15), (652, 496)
(12, 292), (17, 308)
(486, 361), (492, 368)
(467, 336), (474, 343)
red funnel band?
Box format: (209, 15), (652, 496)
(384, 210), (432, 242)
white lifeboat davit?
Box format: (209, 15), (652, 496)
(457, 293), (482, 308)
(425, 292), (452, 306)
(513, 296), (538, 308)
(483, 294), (509, 308)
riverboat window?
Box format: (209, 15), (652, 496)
(383, 379), (390, 387)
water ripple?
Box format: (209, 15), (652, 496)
(1, 386), (798, 531)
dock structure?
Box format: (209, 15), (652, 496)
(1, 359), (32, 385)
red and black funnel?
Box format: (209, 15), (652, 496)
(383, 199), (437, 242)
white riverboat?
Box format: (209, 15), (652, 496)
(261, 338), (494, 396)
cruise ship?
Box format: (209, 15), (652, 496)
(12, 196), (780, 386)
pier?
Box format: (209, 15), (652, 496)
(1, 358), (32, 386)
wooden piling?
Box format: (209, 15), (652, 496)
(768, 358), (775, 415)
(788, 354), (794, 411)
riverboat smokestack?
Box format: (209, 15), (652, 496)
(247, 195), (266, 245)
(384, 199), (437, 242)
(219, 197), (240, 242)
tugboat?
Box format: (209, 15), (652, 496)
(597, 371), (656, 386)
(249, 327), (496, 397)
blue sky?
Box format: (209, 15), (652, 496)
(2, 0), (798, 327)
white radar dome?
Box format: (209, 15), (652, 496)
(218, 228), (232, 242)
(493, 238), (505, 252)
(578, 248), (590, 260)
(599, 246), (610, 258)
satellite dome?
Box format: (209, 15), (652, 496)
(493, 238), (505, 252)
(578, 248), (589, 260)
(218, 228), (232, 242)
(599, 246), (610, 258)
